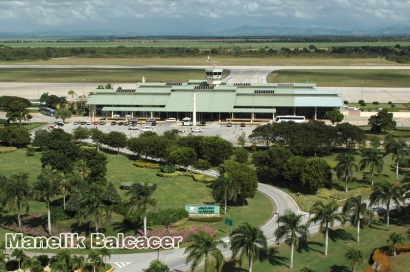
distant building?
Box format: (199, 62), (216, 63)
(87, 68), (343, 121)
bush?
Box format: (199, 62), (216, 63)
(147, 208), (189, 227)
(188, 216), (223, 222)
(38, 254), (50, 267)
(160, 163), (176, 173)
(50, 205), (72, 223)
(156, 171), (184, 178)
(373, 101), (379, 105)
(6, 260), (19, 271)
(388, 101), (392, 104)
(0, 146), (17, 153)
(133, 159), (160, 169)
(344, 100), (349, 105)
(391, 104), (395, 108)
(358, 100), (364, 104)
(26, 146), (35, 156)
(360, 102), (367, 106)
(171, 217), (189, 228)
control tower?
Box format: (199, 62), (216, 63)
(205, 67), (223, 86)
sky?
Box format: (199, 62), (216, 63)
(0, 0), (409, 35)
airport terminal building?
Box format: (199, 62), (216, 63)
(87, 68), (343, 122)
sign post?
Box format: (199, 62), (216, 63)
(225, 218), (233, 234)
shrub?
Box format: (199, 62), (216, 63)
(373, 101), (379, 105)
(391, 104), (395, 108)
(133, 159), (160, 169)
(0, 146), (17, 153)
(188, 217), (223, 222)
(360, 102), (367, 106)
(156, 171), (184, 178)
(26, 146), (35, 156)
(147, 208), (189, 227)
(38, 254), (50, 267)
(388, 101), (392, 104)
(171, 217), (189, 228)
(327, 161), (338, 169)
(344, 100), (349, 105)
(160, 163), (176, 173)
(50, 205), (72, 223)
(6, 260), (19, 271)
(358, 100), (364, 104)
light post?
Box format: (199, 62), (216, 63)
(82, 79), (85, 96)
(275, 212), (280, 244)
(37, 78), (40, 99)
(361, 81), (364, 101)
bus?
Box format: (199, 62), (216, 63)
(275, 115), (305, 123)
(41, 107), (56, 117)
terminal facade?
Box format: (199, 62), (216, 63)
(87, 68), (343, 122)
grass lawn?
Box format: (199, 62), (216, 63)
(0, 147), (274, 243)
(268, 69), (410, 87)
(196, 206), (410, 272)
(0, 57), (403, 67)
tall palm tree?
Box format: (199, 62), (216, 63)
(343, 196), (373, 243)
(126, 182), (158, 237)
(11, 249), (26, 271)
(60, 174), (71, 210)
(229, 222), (267, 272)
(78, 184), (111, 233)
(384, 138), (409, 180)
(274, 209), (310, 269)
(369, 181), (404, 230)
(2, 173), (31, 228)
(388, 232), (405, 256)
(184, 231), (227, 272)
(335, 153), (358, 192)
(0, 248), (9, 272)
(146, 259), (170, 272)
(34, 165), (63, 235)
(70, 255), (86, 271)
(212, 173), (240, 215)
(344, 248), (363, 272)
(359, 148), (384, 185)
(308, 201), (346, 256)
(88, 249), (102, 272)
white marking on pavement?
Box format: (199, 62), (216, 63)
(113, 262), (132, 269)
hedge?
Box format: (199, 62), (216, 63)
(133, 159), (160, 169)
(0, 146), (17, 153)
(188, 217), (224, 222)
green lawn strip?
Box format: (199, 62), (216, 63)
(0, 57), (399, 67)
(268, 69), (410, 87)
(347, 103), (410, 110)
(0, 68), (208, 83)
(0, 148), (42, 184)
(390, 252), (410, 271)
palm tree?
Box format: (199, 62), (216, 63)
(70, 255), (86, 271)
(359, 148), (384, 185)
(184, 231), (227, 272)
(212, 173), (240, 214)
(0, 249), (9, 272)
(274, 209), (310, 269)
(229, 222), (267, 272)
(21, 256), (42, 272)
(388, 232), (405, 256)
(78, 184), (111, 233)
(60, 174), (71, 210)
(342, 196), (373, 243)
(384, 138), (409, 180)
(308, 201), (346, 256)
(335, 153), (358, 192)
(126, 182), (158, 237)
(1, 173), (31, 228)
(88, 249), (102, 272)
(345, 248), (363, 272)
(98, 247), (111, 266)
(34, 165), (63, 235)
(146, 259), (170, 272)
(369, 181), (404, 230)
(11, 249), (26, 271)
(68, 90), (77, 98)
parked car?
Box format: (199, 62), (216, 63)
(124, 121), (129, 126)
(86, 121), (91, 125)
(81, 121), (86, 125)
(165, 117), (176, 122)
(227, 122), (232, 127)
(93, 121), (99, 125)
(128, 125), (139, 130)
(118, 122), (124, 126)
(73, 121), (79, 125)
(111, 121), (116, 125)
(55, 121), (64, 126)
(240, 123), (246, 127)
(146, 118), (156, 123)
(191, 127), (203, 132)
(140, 126), (153, 132)
(99, 121), (106, 125)
(151, 121), (157, 126)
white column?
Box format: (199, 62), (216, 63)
(315, 107), (317, 120)
(193, 93), (197, 126)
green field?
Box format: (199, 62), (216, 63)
(0, 56), (405, 67)
(3, 41), (410, 49)
(0, 68), (212, 83)
(268, 69), (410, 87)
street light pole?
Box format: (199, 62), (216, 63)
(37, 78), (39, 99)
(82, 79), (85, 96)
(361, 81), (364, 101)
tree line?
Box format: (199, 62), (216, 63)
(1, 44), (410, 63)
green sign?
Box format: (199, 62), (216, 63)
(185, 205), (220, 214)
(225, 218), (233, 226)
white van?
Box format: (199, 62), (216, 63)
(140, 126), (153, 132)
(165, 117), (176, 122)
